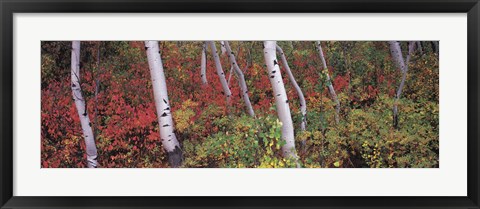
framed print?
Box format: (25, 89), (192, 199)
(1, 0), (479, 208)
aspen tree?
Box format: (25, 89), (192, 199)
(227, 66), (234, 86)
(431, 41), (439, 54)
(71, 41), (98, 168)
(145, 41), (183, 167)
(263, 41), (298, 162)
(389, 41), (416, 128)
(224, 41), (255, 117)
(276, 44), (307, 131)
(208, 41), (232, 103)
(315, 41), (340, 124)
(220, 41), (227, 55)
(200, 42), (208, 85)
(416, 41), (423, 54)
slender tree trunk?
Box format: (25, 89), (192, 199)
(345, 50), (353, 100)
(315, 41), (340, 124)
(416, 41), (423, 55)
(71, 41), (98, 168)
(276, 44), (307, 131)
(389, 41), (406, 73)
(389, 41), (415, 128)
(208, 41), (232, 103)
(246, 42), (253, 71)
(93, 42), (101, 139)
(263, 41), (299, 164)
(431, 41), (439, 54)
(224, 41), (255, 117)
(227, 66), (234, 86)
(145, 41), (182, 167)
(227, 43), (249, 113)
(200, 42), (208, 85)
(220, 41), (227, 55)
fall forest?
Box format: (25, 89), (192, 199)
(41, 41), (439, 168)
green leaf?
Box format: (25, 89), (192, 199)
(333, 161), (340, 167)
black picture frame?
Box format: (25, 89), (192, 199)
(1, 0), (479, 208)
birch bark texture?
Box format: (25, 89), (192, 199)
(208, 41), (232, 102)
(389, 41), (406, 74)
(145, 41), (183, 167)
(389, 41), (416, 128)
(227, 66), (234, 86)
(220, 41), (227, 55)
(224, 41), (255, 117)
(263, 41), (298, 160)
(315, 41), (341, 124)
(276, 44), (307, 131)
(200, 42), (208, 85)
(71, 41), (98, 168)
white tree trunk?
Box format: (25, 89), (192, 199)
(200, 42), (208, 85)
(224, 41), (255, 117)
(416, 41), (423, 54)
(389, 41), (415, 128)
(315, 41), (340, 124)
(227, 66), (234, 86)
(276, 44), (306, 131)
(145, 41), (182, 167)
(208, 41), (232, 102)
(71, 41), (98, 168)
(432, 41), (439, 54)
(263, 41), (298, 162)
(388, 41), (407, 73)
(220, 41), (227, 55)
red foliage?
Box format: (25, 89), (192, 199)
(333, 74), (349, 92)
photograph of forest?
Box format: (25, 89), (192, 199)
(41, 41), (439, 168)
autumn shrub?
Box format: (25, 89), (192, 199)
(183, 115), (297, 168)
(298, 94), (439, 168)
(404, 53), (439, 101)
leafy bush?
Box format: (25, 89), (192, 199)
(183, 114), (297, 168)
(298, 94), (439, 168)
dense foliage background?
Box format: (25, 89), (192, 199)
(41, 41), (439, 168)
